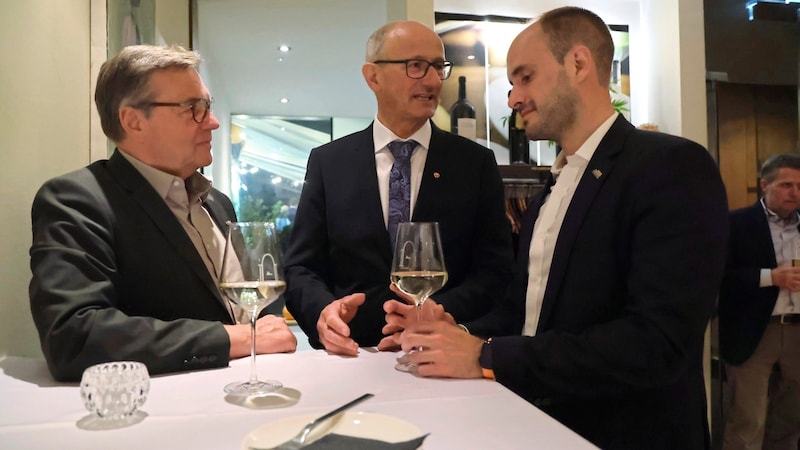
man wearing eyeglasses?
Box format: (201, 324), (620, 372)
(284, 21), (513, 356)
(29, 45), (296, 382)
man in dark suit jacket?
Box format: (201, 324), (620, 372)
(283, 21), (513, 355)
(395, 8), (728, 449)
(719, 153), (800, 450)
(29, 45), (295, 382)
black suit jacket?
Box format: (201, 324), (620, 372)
(718, 201), (780, 366)
(29, 150), (236, 381)
(478, 116), (728, 449)
(284, 122), (513, 347)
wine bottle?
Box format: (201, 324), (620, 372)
(509, 109), (530, 165)
(449, 76), (476, 139)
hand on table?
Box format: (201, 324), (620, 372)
(397, 320), (484, 379)
(316, 293), (366, 356)
(225, 314), (297, 359)
(377, 283), (456, 352)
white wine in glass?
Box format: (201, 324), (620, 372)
(219, 222), (285, 396)
(390, 222), (448, 372)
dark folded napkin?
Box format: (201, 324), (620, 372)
(303, 433), (428, 450)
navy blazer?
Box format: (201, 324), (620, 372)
(284, 122), (513, 348)
(29, 150), (236, 381)
(718, 201), (781, 366)
(478, 116), (728, 449)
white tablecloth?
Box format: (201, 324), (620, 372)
(0, 350), (596, 449)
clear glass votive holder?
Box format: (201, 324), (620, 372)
(80, 361), (150, 420)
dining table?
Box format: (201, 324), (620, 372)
(0, 348), (597, 449)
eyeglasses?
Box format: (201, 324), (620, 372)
(373, 59), (452, 80)
(136, 98), (213, 123)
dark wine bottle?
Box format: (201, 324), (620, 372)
(509, 109), (530, 165)
(449, 76), (476, 139)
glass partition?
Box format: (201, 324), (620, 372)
(229, 115), (371, 244)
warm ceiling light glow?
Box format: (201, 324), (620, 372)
(280, 98), (289, 104)
(278, 44), (291, 52)
(467, 55), (476, 60)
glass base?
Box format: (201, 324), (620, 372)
(224, 379), (282, 396)
(394, 361), (417, 373)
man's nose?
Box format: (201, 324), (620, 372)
(508, 87), (523, 110)
(206, 111), (221, 130)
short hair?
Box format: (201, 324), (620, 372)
(760, 153), (800, 183)
(538, 7), (614, 87)
(95, 45), (201, 142)
(365, 22), (399, 62)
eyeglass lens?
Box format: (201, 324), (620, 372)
(191, 99), (211, 123)
(406, 60), (451, 80)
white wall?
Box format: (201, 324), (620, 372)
(0, 1), (93, 358)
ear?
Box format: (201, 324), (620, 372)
(119, 105), (144, 137)
(362, 63), (380, 93)
(569, 45), (594, 84)
(760, 178), (768, 193)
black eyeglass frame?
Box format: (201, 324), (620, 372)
(136, 98), (213, 123)
(372, 59), (453, 80)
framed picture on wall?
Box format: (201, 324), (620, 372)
(107, 0), (156, 59)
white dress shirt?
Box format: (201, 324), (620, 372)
(372, 117), (431, 228)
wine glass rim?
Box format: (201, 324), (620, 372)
(227, 221), (276, 227)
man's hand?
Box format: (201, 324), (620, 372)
(377, 284), (455, 351)
(225, 314), (297, 359)
(771, 266), (800, 291)
(316, 293), (366, 356)
(398, 320), (484, 379)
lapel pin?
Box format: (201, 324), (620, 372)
(592, 169), (603, 179)
(433, 172), (441, 179)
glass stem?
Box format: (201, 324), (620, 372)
(415, 297), (426, 352)
(248, 309), (258, 385)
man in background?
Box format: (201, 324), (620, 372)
(719, 153), (800, 450)
(284, 21), (513, 356)
(29, 45), (296, 382)
(394, 7), (729, 449)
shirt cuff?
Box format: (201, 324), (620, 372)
(760, 268), (773, 287)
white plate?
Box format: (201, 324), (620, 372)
(241, 411), (422, 449)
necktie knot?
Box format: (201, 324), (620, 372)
(388, 140), (417, 163)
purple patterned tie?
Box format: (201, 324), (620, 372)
(387, 140), (417, 245)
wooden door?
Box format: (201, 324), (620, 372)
(712, 82), (798, 211)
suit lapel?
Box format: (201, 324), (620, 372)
(349, 126), (394, 260)
(413, 124), (444, 219)
(107, 151), (227, 309)
(537, 117), (633, 331)
(747, 201), (778, 267)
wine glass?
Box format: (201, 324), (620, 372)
(390, 222), (448, 372)
(219, 221), (286, 396)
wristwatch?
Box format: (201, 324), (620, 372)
(479, 337), (495, 380)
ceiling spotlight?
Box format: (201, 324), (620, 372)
(280, 98), (289, 104)
(278, 44), (291, 52)
(467, 55), (476, 60)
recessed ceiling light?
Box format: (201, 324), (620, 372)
(278, 44), (291, 52)
(280, 98), (289, 104)
(467, 55), (476, 60)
